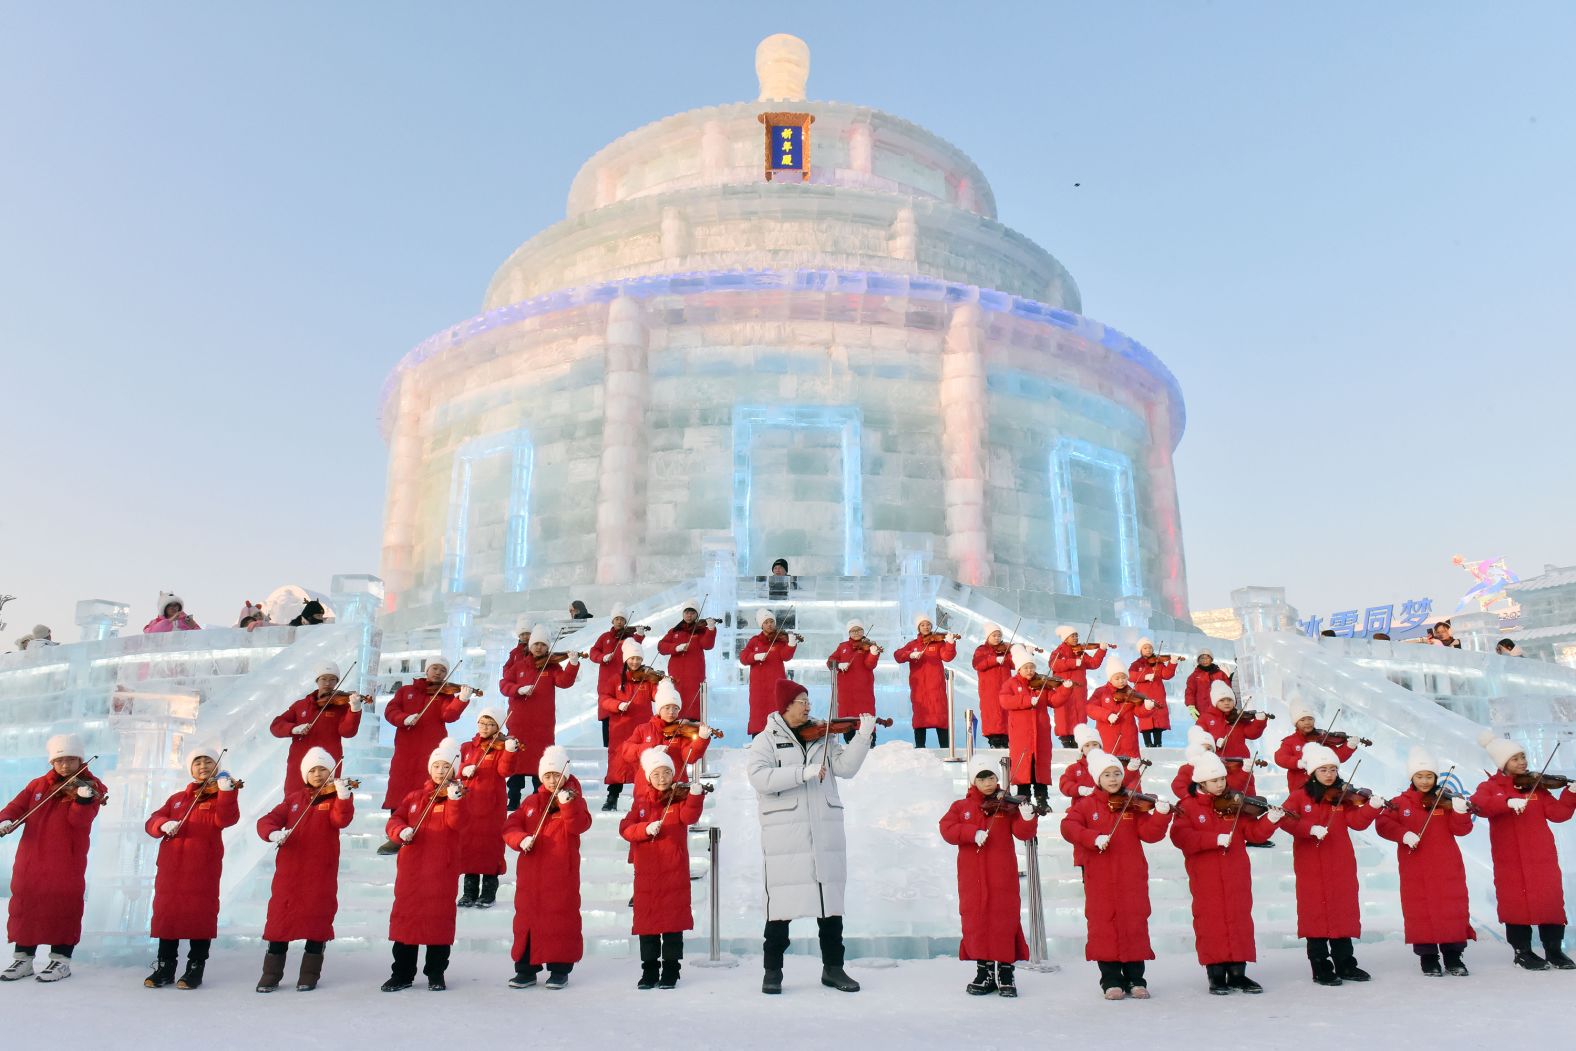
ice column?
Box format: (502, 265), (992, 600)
(1143, 398), (1189, 618)
(381, 374), (428, 604)
(75, 599), (128, 641)
(888, 206), (917, 263)
(595, 295), (648, 584)
(940, 303), (991, 585)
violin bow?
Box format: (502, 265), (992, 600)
(1314, 706), (1344, 748)
(817, 683), (838, 780)
(281, 755), (348, 842)
(1414, 763), (1458, 844)
(522, 762), (575, 851)
(304, 660), (360, 736)
(413, 659), (464, 722)
(526, 627), (568, 692)
(1, 755), (101, 836)
(407, 774), (460, 842)
(166, 748), (231, 839)
(1221, 748), (1264, 851)
(1329, 757), (1365, 812)
(1523, 741), (1562, 797)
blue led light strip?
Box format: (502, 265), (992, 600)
(1048, 437), (1142, 600)
(442, 428), (534, 594)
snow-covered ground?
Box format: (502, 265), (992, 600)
(1, 940), (1563, 1047)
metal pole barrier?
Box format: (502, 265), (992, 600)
(942, 668), (962, 763)
(964, 708), (976, 772)
(698, 682), (711, 778)
(692, 824), (737, 967)
(1005, 758), (1058, 972)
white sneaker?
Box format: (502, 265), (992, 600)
(0, 954), (34, 981)
(35, 957), (71, 982)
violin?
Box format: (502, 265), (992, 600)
(921, 632), (962, 645)
(980, 789), (1041, 816)
(1026, 674), (1073, 692)
(1226, 708), (1275, 724)
(662, 719), (724, 741)
(427, 681), (484, 698)
(534, 651), (589, 670)
(656, 781), (715, 806)
(196, 773), (245, 796)
(674, 618), (717, 636)
(1513, 772), (1576, 792)
(1324, 781), (1376, 807)
(1139, 653), (1185, 664)
(546, 786), (579, 812)
(849, 638), (884, 655)
(1420, 788), (1478, 815)
(1108, 787), (1162, 813)
(991, 640), (1046, 656)
(627, 667), (669, 685)
(1062, 638), (1110, 652)
(613, 624), (652, 640)
(1311, 728), (1373, 748)
(1210, 789), (1293, 820)
(310, 778), (361, 801)
(1112, 754), (1153, 770)
(315, 689), (360, 708)
(1221, 756), (1271, 770)
(798, 716), (895, 741)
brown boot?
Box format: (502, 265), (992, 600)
(256, 951), (286, 993)
(296, 952), (325, 991)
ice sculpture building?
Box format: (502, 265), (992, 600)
(378, 34), (1188, 632)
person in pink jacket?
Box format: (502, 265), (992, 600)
(894, 613), (958, 748)
(144, 591), (200, 633)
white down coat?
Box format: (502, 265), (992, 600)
(747, 711), (873, 921)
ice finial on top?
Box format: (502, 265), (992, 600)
(756, 33), (809, 101)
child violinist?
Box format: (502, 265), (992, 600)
(1169, 752), (1282, 994)
(1282, 743), (1384, 985)
(619, 679), (715, 793)
(1194, 681), (1268, 760)
(503, 745), (593, 989)
(620, 748), (707, 989)
(998, 645), (1070, 812)
(456, 708), (518, 908)
(143, 742), (241, 990)
(1062, 724), (1143, 801)
(1060, 751), (1172, 999)
(939, 758), (1037, 997)
(894, 613), (958, 749)
(1374, 747), (1474, 976)
(1049, 625), (1111, 747)
(1128, 638), (1181, 749)
(599, 638), (657, 811)
(383, 738), (468, 991)
(1272, 696), (1358, 795)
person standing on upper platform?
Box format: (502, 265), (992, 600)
(499, 622), (579, 810)
(381, 662), (473, 811)
(589, 605), (645, 747)
(740, 607), (798, 736)
(657, 600), (716, 721)
(894, 613), (958, 749)
(1049, 626), (1111, 747)
(144, 591), (200, 633)
(971, 624), (1015, 749)
(269, 662), (363, 792)
(1195, 681), (1268, 760)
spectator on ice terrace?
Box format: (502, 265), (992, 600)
(144, 592), (200, 634)
(237, 601), (270, 631)
(16, 625), (56, 651)
(290, 599), (328, 627)
(1429, 621), (1462, 649)
(1496, 638), (1523, 657)
(568, 600), (592, 621)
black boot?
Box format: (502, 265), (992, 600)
(176, 958), (205, 990)
(821, 965), (861, 992)
(996, 963), (1017, 998)
(965, 961), (997, 995)
(658, 960), (681, 990)
(637, 962), (659, 990)
(457, 874), (479, 908)
(1419, 953), (1443, 977)
(1508, 925), (1547, 970)
(762, 967), (783, 995)
(426, 945), (451, 991)
(1206, 964), (1231, 995)
(1032, 785), (1050, 815)
(477, 874), (499, 909)
(144, 956), (177, 989)
(1226, 962), (1262, 993)
(1308, 938), (1341, 986)
(1443, 948), (1470, 977)
(1331, 937), (1370, 982)
(601, 785), (622, 811)
(1540, 925), (1574, 969)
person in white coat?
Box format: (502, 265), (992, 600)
(747, 678), (876, 995)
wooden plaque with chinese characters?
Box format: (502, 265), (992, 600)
(759, 111), (814, 182)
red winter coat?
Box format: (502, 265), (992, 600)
(385, 782), (467, 944)
(1195, 707), (1268, 760)
(971, 645), (1014, 737)
(599, 673), (657, 784)
(1282, 783), (1379, 938)
(1471, 771), (1576, 924)
(1184, 665), (1231, 716)
(1061, 792), (1172, 961)
(458, 736), (517, 874)
(504, 777), (593, 963)
(1061, 755), (1143, 799)
(894, 635), (956, 730)
(0, 770), (106, 946)
(939, 787), (1035, 962)
(382, 682), (470, 808)
(1128, 657), (1179, 732)
(1375, 786), (1476, 945)
(1272, 733), (1356, 794)
(1050, 643), (1108, 735)
(590, 630), (646, 698)
(1172, 760), (1256, 800)
(1087, 685), (1152, 757)
(1170, 791), (1279, 964)
(257, 785), (354, 943)
(658, 623), (716, 720)
(998, 674), (1071, 784)
(739, 633), (797, 734)
(145, 783), (241, 939)
(620, 716), (712, 782)
(620, 789), (705, 935)
(269, 692), (362, 790)
(498, 649), (578, 775)
(828, 641), (880, 718)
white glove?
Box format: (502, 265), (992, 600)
(269, 829), (288, 845)
(618, 701), (630, 712)
(461, 764), (477, 778)
(217, 776), (235, 792)
(291, 724), (311, 736)
(399, 827), (415, 842)
(602, 653), (613, 664)
(1253, 712), (1267, 721)
(1216, 832), (1233, 848)
(1145, 674), (1156, 682)
(698, 725), (714, 739)
(160, 820), (180, 836)
(557, 790), (573, 805)
(1094, 834), (1111, 852)
(1019, 802), (1036, 820)
(521, 684), (536, 696)
(1507, 797), (1528, 813)
(1266, 806), (1285, 821)
(0, 821), (17, 835)
(521, 835), (537, 852)
(1126, 758), (1142, 772)
(1451, 797), (1469, 814)
(1215, 737), (1227, 749)
(76, 785), (93, 800)
(836, 662), (850, 672)
(1309, 824), (1328, 840)
(504, 738), (519, 752)
(446, 783), (464, 800)
(1402, 831), (1421, 849)
(1155, 799), (1171, 815)
(857, 713), (876, 737)
(350, 695), (364, 712)
(1107, 713), (1119, 724)
(646, 820), (662, 838)
(996, 655), (1006, 665)
(974, 829), (989, 847)
(1144, 700), (1156, 710)
(566, 653), (580, 666)
(1030, 694), (1039, 707)
(753, 652), (767, 663)
(459, 686), (475, 701)
(676, 643), (689, 653)
(1368, 795), (1387, 810)
(334, 779), (351, 798)
(403, 714), (419, 727)
(1078, 786), (1094, 797)
(1102, 642), (1114, 650)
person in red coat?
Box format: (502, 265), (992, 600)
(499, 622), (580, 810)
(268, 661), (364, 792)
(620, 679), (714, 795)
(1195, 680), (1268, 760)
(894, 613), (958, 748)
(503, 745), (593, 989)
(1129, 638), (1182, 748)
(382, 738), (468, 992)
(1374, 747), (1475, 977)
(1171, 729), (1259, 800)
(971, 624), (1016, 749)
(620, 748), (707, 989)
(0, 734), (107, 983)
(1087, 668), (1154, 759)
(1471, 730), (1576, 970)
(1061, 724), (1143, 803)
(589, 606), (647, 747)
(1184, 650), (1232, 720)
(656, 600), (717, 721)
(1281, 743), (1383, 985)
(599, 638), (658, 811)
(254, 746), (354, 993)
(827, 619), (882, 734)
(739, 608), (797, 735)
(1060, 752), (1174, 999)
(1272, 696), (1358, 794)
(939, 759), (1038, 997)
(455, 709), (518, 908)
(142, 742), (241, 990)
(1170, 751), (1283, 994)
(381, 662), (473, 810)
(998, 646), (1072, 810)
(1049, 625), (1112, 746)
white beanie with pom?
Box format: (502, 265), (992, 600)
(1010, 644), (1034, 669)
(1186, 725), (1214, 751)
(1072, 723), (1099, 749)
(1192, 752), (1228, 783)
(640, 747), (676, 779)
(1054, 625), (1076, 642)
(621, 637), (644, 662)
(845, 618), (865, 634)
(914, 611), (934, 629)
(476, 707), (505, 731)
(1478, 729), (1524, 772)
(299, 746), (336, 782)
(528, 624), (552, 649)
(755, 607), (773, 629)
(1300, 742), (1342, 774)
(983, 622), (1002, 638)
(1086, 751), (1122, 783)
(1287, 693), (1314, 723)
(1136, 636), (1154, 653)
(427, 737), (460, 774)
(611, 602), (630, 621)
(515, 614), (533, 636)
(315, 660), (341, 681)
(183, 741), (222, 769)
(654, 678), (682, 711)
(1210, 680), (1236, 704)
(538, 745), (571, 777)
(1406, 746), (1438, 778)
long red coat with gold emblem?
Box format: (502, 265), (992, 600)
(382, 682), (470, 808)
(1061, 791), (1172, 961)
(1170, 790), (1279, 964)
(145, 782), (241, 939)
(457, 735), (517, 874)
(739, 633), (797, 735)
(939, 787), (1036, 962)
(893, 635), (957, 730)
(504, 776), (593, 963)
(657, 623), (716, 720)
(257, 785), (354, 943)
(971, 645), (1014, 738)
(498, 650), (578, 775)
(269, 692), (362, 791)
(1050, 643), (1108, 736)
(1471, 771), (1576, 924)
(998, 674), (1071, 784)
(1375, 786), (1476, 945)
(385, 782), (467, 944)
(620, 788), (706, 935)
(1282, 782), (1379, 938)
(1, 770), (106, 946)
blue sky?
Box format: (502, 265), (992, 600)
(3, 3), (1572, 639)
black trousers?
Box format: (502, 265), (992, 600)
(514, 935), (573, 978)
(15, 943), (74, 958)
(1507, 923), (1565, 952)
(1413, 941), (1468, 957)
(157, 938), (210, 962)
(506, 774), (542, 811)
(1058, 734), (1077, 748)
(600, 718), (610, 747)
(985, 734), (1009, 749)
(639, 932), (685, 963)
(1140, 729), (1164, 748)
(390, 942), (450, 981)
(267, 940), (326, 955)
(1097, 960), (1146, 991)
(913, 728), (949, 748)
(763, 915), (844, 969)
(1013, 782), (1049, 800)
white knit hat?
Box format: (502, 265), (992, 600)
(1478, 729), (1524, 771)
(1184, 743), (1210, 768)
(1209, 680), (1235, 704)
(476, 707), (505, 731)
(1300, 743), (1342, 774)
(1086, 750), (1122, 783)
(1107, 667), (1127, 684)
(529, 624), (552, 648)
(1136, 636), (1154, 652)
(1192, 752), (1228, 783)
(755, 607), (773, 629)
(46, 733), (84, 761)
(682, 598), (700, 613)
(300, 746), (336, 781)
(983, 622), (1002, 638)
(183, 741), (221, 768)
(538, 745), (570, 777)
(1406, 747), (1438, 778)
(639, 747), (675, 779)
(620, 637), (644, 662)
(1186, 725), (1215, 751)
(845, 618), (865, 634)
(428, 737), (460, 774)
(914, 611), (934, 628)
(1054, 625), (1076, 642)
(515, 614), (533, 635)
(1010, 644), (1034, 669)
(427, 657), (450, 672)
(157, 591), (184, 614)
(611, 602), (630, 621)
(1072, 724), (1099, 749)
(1287, 693), (1314, 723)
(315, 660), (341, 680)
(654, 679), (682, 711)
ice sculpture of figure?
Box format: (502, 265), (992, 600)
(1452, 554), (1521, 615)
